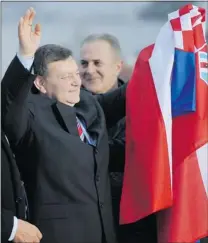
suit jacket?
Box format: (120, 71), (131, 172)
(108, 78), (126, 173)
(107, 79), (126, 235)
(2, 56), (126, 243)
(1, 131), (27, 243)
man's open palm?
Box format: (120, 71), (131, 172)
(18, 7), (41, 57)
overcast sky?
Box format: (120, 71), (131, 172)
(1, 1), (207, 76)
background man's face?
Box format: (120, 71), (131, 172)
(79, 40), (123, 94)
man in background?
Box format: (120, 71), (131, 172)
(79, 33), (157, 243)
(79, 34), (125, 239)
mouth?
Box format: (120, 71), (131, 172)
(69, 89), (79, 93)
(85, 77), (100, 82)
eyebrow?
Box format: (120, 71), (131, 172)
(80, 59), (101, 63)
(60, 70), (80, 76)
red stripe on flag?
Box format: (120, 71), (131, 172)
(157, 44), (208, 242)
(198, 7), (206, 22)
(193, 24), (206, 49)
(201, 62), (208, 68)
(182, 30), (195, 52)
(179, 4), (193, 16)
(120, 45), (172, 224)
(170, 18), (182, 31)
(157, 151), (208, 242)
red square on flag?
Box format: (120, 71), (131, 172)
(170, 18), (182, 31)
(182, 31), (195, 52)
(179, 4), (193, 16)
(194, 24), (206, 49)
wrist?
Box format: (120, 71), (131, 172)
(8, 216), (18, 241)
(19, 48), (35, 58)
(16, 52), (34, 71)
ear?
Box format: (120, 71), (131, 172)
(34, 76), (47, 94)
(116, 60), (123, 76)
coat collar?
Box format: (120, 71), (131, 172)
(33, 89), (105, 147)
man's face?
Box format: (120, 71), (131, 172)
(38, 57), (81, 106)
(79, 40), (123, 94)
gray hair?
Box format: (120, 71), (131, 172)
(33, 44), (73, 77)
(81, 33), (122, 59)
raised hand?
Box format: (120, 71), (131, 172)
(18, 7), (41, 57)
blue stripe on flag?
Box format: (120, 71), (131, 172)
(171, 49), (196, 117)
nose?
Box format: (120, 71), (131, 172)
(86, 63), (96, 75)
(70, 73), (82, 87)
(74, 74), (82, 86)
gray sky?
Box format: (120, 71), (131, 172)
(1, 1), (207, 76)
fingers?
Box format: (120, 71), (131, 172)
(34, 23), (41, 36)
(33, 231), (42, 242)
(32, 224), (42, 241)
(18, 17), (24, 38)
(23, 7), (35, 26)
(36, 228), (43, 240)
(18, 7), (37, 38)
(23, 8), (30, 22)
(33, 236), (41, 243)
(28, 8), (36, 26)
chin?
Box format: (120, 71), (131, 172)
(75, 96), (80, 103)
(87, 86), (103, 94)
(72, 95), (80, 104)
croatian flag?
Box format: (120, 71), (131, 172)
(120, 4), (208, 242)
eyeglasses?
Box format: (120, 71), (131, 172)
(44, 72), (80, 83)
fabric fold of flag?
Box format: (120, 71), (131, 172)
(120, 4), (208, 242)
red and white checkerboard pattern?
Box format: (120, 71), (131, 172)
(168, 4), (206, 53)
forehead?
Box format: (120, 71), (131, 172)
(80, 40), (115, 61)
(47, 57), (78, 75)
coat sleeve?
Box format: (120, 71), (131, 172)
(1, 55), (35, 146)
(108, 139), (125, 172)
(108, 119), (126, 172)
(1, 209), (14, 243)
(96, 83), (127, 129)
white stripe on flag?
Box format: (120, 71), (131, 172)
(173, 31), (184, 50)
(149, 21), (173, 189)
(202, 22), (206, 40)
(195, 43), (207, 53)
(201, 68), (208, 73)
(196, 143), (208, 196)
(180, 13), (192, 31)
(199, 52), (208, 62)
(193, 16), (204, 27)
(168, 10), (179, 20)
(190, 6), (200, 18)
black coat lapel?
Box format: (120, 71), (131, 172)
(75, 90), (106, 147)
(52, 102), (79, 137)
(49, 89), (106, 147)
